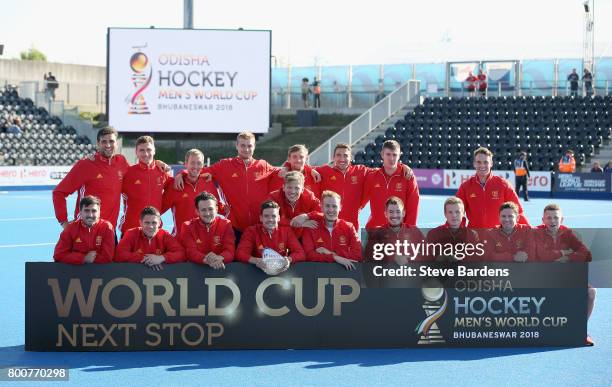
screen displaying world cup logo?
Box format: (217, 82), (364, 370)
(416, 279), (448, 344)
(127, 45), (152, 115)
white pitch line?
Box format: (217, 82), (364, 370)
(0, 242), (55, 248)
(0, 216), (55, 222)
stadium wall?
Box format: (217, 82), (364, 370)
(0, 59), (106, 87)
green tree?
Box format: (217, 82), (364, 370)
(20, 47), (47, 61)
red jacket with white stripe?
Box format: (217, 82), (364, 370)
(52, 152), (129, 228)
(301, 213), (362, 262)
(235, 224), (305, 262)
(362, 167), (419, 229)
(179, 217), (235, 264)
(208, 157), (279, 231)
(53, 219), (115, 264)
(161, 170), (224, 235)
(115, 228), (185, 263)
(534, 225), (592, 262)
(119, 161), (170, 235)
(315, 164), (372, 230)
(456, 174), (529, 228)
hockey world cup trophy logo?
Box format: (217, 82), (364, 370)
(128, 45), (152, 115)
(416, 279), (448, 344)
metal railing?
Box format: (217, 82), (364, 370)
(309, 80), (420, 166)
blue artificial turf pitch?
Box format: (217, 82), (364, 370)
(0, 191), (610, 386)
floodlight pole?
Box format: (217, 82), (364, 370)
(184, 0), (194, 29)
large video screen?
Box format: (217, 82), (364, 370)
(107, 28), (271, 133)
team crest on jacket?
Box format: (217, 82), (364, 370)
(515, 240), (522, 249)
(495, 242), (502, 248)
(330, 176), (337, 181)
(95, 236), (102, 246)
(257, 244), (264, 250)
(351, 176), (358, 184)
(374, 183), (381, 188)
(395, 183), (403, 191)
(196, 239), (202, 244)
(75, 237), (82, 243)
(470, 193), (477, 198)
(278, 243), (285, 251)
(339, 236), (347, 245)
(117, 171), (123, 181)
(156, 177), (162, 185)
(231, 173), (238, 178)
(182, 193), (189, 198)
(137, 248), (143, 253)
(316, 237), (324, 243)
(96, 173), (103, 179)
(135, 180), (142, 185)
(156, 249), (162, 255)
(213, 236), (221, 244)
(491, 190), (499, 199)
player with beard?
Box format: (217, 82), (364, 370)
(235, 200), (305, 274)
(53, 196), (115, 264)
(484, 202), (534, 262)
(365, 196), (427, 264)
(180, 192), (235, 269)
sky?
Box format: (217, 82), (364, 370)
(1, 0), (612, 67)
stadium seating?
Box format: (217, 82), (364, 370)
(353, 95), (612, 171)
(0, 85), (93, 166)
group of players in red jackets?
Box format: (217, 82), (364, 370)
(50, 127), (596, 344)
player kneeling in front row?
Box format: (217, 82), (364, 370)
(365, 196), (427, 264)
(485, 202), (535, 262)
(180, 192), (235, 269)
(53, 195), (115, 264)
(426, 196), (481, 262)
(115, 206), (185, 270)
(535, 203), (596, 345)
(300, 190), (362, 270)
(235, 200), (305, 275)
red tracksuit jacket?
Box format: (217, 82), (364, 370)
(161, 170), (224, 236)
(362, 167), (420, 229)
(53, 219), (115, 264)
(115, 228), (185, 263)
(316, 164), (371, 231)
(52, 152), (130, 228)
(179, 216), (235, 264)
(235, 224), (305, 262)
(534, 225), (592, 262)
(484, 224), (535, 262)
(209, 157), (278, 231)
(268, 188), (321, 236)
(425, 222), (482, 261)
(456, 174), (529, 229)
(119, 161), (170, 235)
(268, 163), (321, 197)
(301, 214), (362, 262)
(365, 223), (428, 262)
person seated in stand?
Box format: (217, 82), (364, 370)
(365, 196), (427, 264)
(235, 200), (305, 274)
(180, 192), (235, 269)
(53, 195), (115, 264)
(425, 197), (482, 262)
(115, 206), (185, 270)
(301, 190), (361, 270)
(484, 202), (535, 262)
